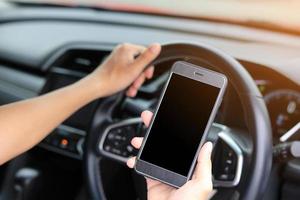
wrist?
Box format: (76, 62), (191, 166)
(78, 74), (108, 100)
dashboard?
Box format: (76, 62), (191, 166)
(263, 85), (299, 142)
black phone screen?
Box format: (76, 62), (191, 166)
(140, 73), (220, 176)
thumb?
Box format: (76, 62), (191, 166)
(193, 142), (213, 183)
(133, 43), (161, 69)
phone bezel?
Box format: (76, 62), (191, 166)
(135, 61), (228, 188)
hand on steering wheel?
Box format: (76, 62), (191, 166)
(86, 43), (161, 98)
(127, 110), (213, 200)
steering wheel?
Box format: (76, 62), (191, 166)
(84, 42), (273, 200)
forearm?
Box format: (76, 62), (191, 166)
(0, 43), (160, 165)
(0, 75), (100, 165)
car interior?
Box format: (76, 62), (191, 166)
(0, 1), (299, 200)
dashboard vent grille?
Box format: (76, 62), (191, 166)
(52, 49), (110, 74)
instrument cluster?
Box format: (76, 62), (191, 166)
(256, 80), (300, 142)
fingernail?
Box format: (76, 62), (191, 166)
(131, 89), (137, 97)
(149, 43), (160, 53)
(127, 158), (134, 168)
(206, 142), (213, 154)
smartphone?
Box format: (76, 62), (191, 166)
(135, 61), (227, 188)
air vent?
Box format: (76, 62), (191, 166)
(52, 49), (110, 74)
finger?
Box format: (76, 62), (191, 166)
(126, 86), (138, 97)
(126, 66), (154, 97)
(131, 137), (143, 149)
(141, 110), (154, 127)
(145, 66), (154, 79)
(146, 178), (163, 189)
(117, 43), (146, 57)
(126, 156), (136, 168)
(133, 43), (161, 70)
(193, 142), (213, 181)
(132, 73), (146, 89)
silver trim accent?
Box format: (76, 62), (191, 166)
(51, 67), (87, 78)
(42, 43), (114, 71)
(98, 118), (142, 163)
(213, 124), (244, 187)
(59, 124), (86, 136)
(280, 122), (300, 142)
(77, 137), (85, 156)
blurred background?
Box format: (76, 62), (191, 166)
(7, 0), (300, 33)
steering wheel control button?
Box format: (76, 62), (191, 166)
(212, 126), (243, 187)
(99, 118), (143, 163)
(127, 145), (134, 153)
(111, 148), (122, 155)
(213, 139), (237, 182)
(103, 125), (138, 156)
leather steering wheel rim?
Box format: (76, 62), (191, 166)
(84, 42), (273, 200)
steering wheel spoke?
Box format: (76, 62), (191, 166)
(98, 116), (245, 188)
(99, 118), (143, 163)
(212, 125), (244, 188)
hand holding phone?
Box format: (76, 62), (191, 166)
(127, 110), (214, 200)
(134, 61), (227, 188)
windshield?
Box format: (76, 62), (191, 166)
(9, 0), (300, 34)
